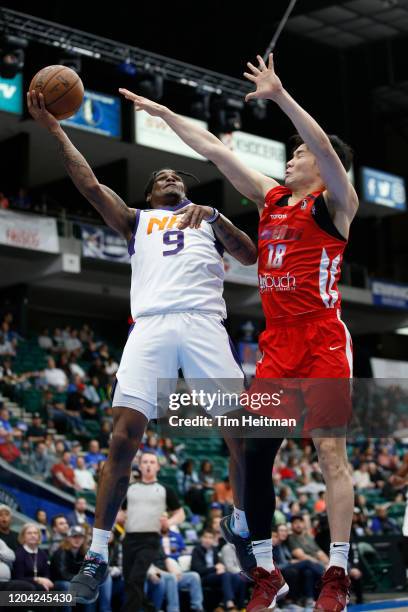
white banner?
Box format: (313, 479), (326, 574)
(0, 210), (59, 253)
(223, 253), (258, 286)
(135, 112), (207, 160)
(220, 131), (286, 180)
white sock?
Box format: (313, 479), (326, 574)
(231, 507), (249, 538)
(252, 538), (275, 571)
(328, 542), (350, 573)
(89, 527), (110, 562)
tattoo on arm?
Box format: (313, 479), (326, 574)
(212, 215), (257, 265)
(55, 131), (98, 196)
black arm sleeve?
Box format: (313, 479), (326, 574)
(164, 485), (181, 512)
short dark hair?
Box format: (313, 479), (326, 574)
(51, 514), (67, 528)
(290, 134), (353, 172)
(200, 528), (215, 537)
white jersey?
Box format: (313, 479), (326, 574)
(128, 201), (227, 319)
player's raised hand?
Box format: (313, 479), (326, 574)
(119, 88), (167, 117)
(27, 91), (60, 132)
(244, 53), (283, 102)
(173, 203), (215, 229)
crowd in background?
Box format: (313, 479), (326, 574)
(0, 314), (408, 610)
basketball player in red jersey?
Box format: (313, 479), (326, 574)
(121, 52), (358, 611)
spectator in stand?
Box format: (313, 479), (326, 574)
(84, 376), (102, 405)
(84, 440), (106, 473)
(49, 516), (70, 556)
(98, 343), (110, 362)
(370, 505), (400, 535)
(161, 437), (179, 466)
(64, 329), (82, 354)
(68, 355), (86, 381)
(99, 421), (112, 450)
(105, 356), (118, 377)
(74, 456), (96, 492)
(212, 475), (234, 515)
(0, 505), (19, 551)
(314, 491), (327, 514)
(13, 523), (53, 591)
(199, 460), (215, 491)
(35, 510), (51, 544)
(0, 537), (37, 594)
(0, 433), (21, 467)
(0, 331), (16, 357)
(12, 188), (31, 210)
(42, 357), (68, 391)
(79, 325), (93, 345)
(51, 451), (79, 493)
(29, 442), (54, 481)
(288, 515), (329, 567)
(82, 341), (100, 363)
(191, 528), (245, 611)
(0, 407), (23, 443)
(353, 461), (373, 489)
(68, 441), (82, 468)
(367, 461), (386, 489)
(52, 329), (65, 353)
(38, 329), (54, 351)
(88, 357), (108, 386)
(66, 497), (89, 529)
(0, 359), (31, 399)
(146, 546), (205, 612)
(351, 507), (372, 538)
(160, 517), (186, 562)
(26, 413), (47, 444)
(177, 459), (207, 515)
(0, 192), (9, 209)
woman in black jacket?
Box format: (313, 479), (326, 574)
(13, 523), (53, 592)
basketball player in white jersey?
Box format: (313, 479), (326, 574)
(27, 90), (257, 605)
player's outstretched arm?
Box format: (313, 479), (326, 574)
(244, 55), (359, 224)
(173, 204), (257, 265)
(119, 88), (277, 213)
(27, 91), (135, 241)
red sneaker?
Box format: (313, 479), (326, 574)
(314, 566), (350, 611)
(247, 566), (289, 612)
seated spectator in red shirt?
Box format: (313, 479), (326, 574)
(51, 451), (79, 493)
(0, 433), (21, 466)
(0, 192), (9, 209)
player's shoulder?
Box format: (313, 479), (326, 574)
(264, 184), (291, 207)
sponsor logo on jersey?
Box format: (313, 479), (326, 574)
(270, 213), (287, 220)
(311, 205), (316, 215)
(260, 226), (303, 241)
(301, 200), (308, 209)
(258, 272), (296, 292)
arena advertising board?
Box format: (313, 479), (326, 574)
(0, 209), (59, 253)
(220, 131), (286, 180)
(361, 166), (406, 211)
(371, 279), (408, 310)
(61, 90), (121, 137)
(134, 111), (207, 160)
(0, 72), (23, 114)
(80, 224), (129, 263)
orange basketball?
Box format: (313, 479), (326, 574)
(29, 65), (84, 120)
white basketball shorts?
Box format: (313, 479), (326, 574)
(112, 311), (244, 421)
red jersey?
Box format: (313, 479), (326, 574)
(258, 186), (347, 320)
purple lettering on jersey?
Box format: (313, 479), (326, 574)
(163, 230), (185, 256)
